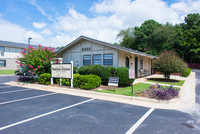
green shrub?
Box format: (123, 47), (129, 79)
(61, 79), (71, 86)
(102, 66), (117, 85)
(73, 66), (77, 74)
(38, 73), (51, 85)
(115, 67), (131, 87)
(182, 68), (192, 77)
(73, 74), (83, 88)
(78, 65), (104, 77)
(55, 78), (71, 86)
(73, 74), (101, 90)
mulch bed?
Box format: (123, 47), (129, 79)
(134, 89), (151, 98)
(94, 85), (121, 91)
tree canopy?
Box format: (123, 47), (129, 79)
(117, 13), (200, 63)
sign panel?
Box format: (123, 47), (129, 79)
(129, 69), (135, 79)
(51, 64), (72, 78)
(108, 77), (119, 87)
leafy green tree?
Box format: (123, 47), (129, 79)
(117, 20), (161, 54)
(134, 20), (162, 52)
(181, 13), (200, 63)
(17, 45), (58, 75)
(152, 51), (187, 79)
(150, 23), (177, 55)
(117, 27), (135, 49)
(57, 46), (65, 49)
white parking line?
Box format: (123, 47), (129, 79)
(0, 98), (94, 131)
(0, 89), (32, 95)
(0, 92), (57, 106)
(0, 86), (13, 89)
(125, 108), (155, 134)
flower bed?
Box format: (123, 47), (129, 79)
(97, 83), (180, 100)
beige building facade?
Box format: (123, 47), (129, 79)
(56, 36), (156, 78)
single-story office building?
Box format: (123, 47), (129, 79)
(56, 36), (157, 78)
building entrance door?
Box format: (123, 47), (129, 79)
(135, 57), (138, 78)
(126, 57), (129, 68)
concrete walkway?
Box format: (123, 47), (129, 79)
(141, 81), (181, 88)
(133, 74), (186, 85)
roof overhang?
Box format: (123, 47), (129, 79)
(56, 36), (157, 59)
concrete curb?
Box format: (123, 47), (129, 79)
(0, 74), (15, 76)
(4, 79), (189, 110)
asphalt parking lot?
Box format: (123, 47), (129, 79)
(0, 75), (200, 134)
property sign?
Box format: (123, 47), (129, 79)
(51, 64), (72, 78)
(108, 77), (119, 86)
(129, 69), (135, 79)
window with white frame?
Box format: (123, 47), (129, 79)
(0, 60), (6, 67)
(93, 54), (101, 65)
(83, 55), (91, 65)
(103, 54), (113, 65)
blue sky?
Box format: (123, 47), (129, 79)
(0, 0), (199, 47)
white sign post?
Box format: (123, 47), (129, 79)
(51, 61), (73, 87)
(71, 61), (73, 88)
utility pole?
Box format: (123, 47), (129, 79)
(28, 37), (32, 45)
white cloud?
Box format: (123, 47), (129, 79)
(54, 8), (123, 43)
(33, 22), (46, 29)
(1, 0), (200, 48)
(41, 29), (52, 35)
(90, 0), (182, 25)
(0, 18), (27, 43)
(28, 0), (54, 22)
(53, 0), (200, 44)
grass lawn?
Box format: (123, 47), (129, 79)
(146, 78), (185, 86)
(0, 70), (15, 75)
(96, 83), (151, 96)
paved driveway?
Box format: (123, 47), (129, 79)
(194, 70), (200, 103)
(0, 75), (200, 134)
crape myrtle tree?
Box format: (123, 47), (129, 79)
(16, 45), (59, 75)
(152, 51), (187, 80)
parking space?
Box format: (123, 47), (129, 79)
(0, 83), (151, 134)
(134, 109), (198, 134)
(0, 75), (200, 134)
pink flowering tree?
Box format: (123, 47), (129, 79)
(17, 45), (59, 75)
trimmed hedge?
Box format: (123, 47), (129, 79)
(182, 68), (192, 77)
(73, 74), (101, 90)
(78, 65), (104, 77)
(38, 73), (51, 85)
(78, 65), (131, 87)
